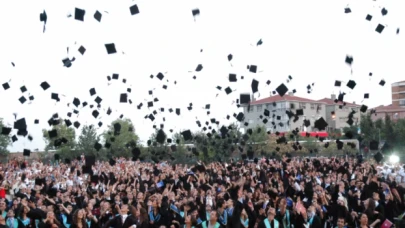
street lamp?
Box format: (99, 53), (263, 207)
(389, 154), (399, 164)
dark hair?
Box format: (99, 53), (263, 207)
(139, 208), (148, 223)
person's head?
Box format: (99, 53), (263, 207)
(360, 213), (368, 225)
(205, 204), (212, 213)
(7, 210), (15, 218)
(0, 201), (6, 210)
(120, 204), (129, 215)
(73, 209), (85, 223)
(210, 211), (218, 222)
(372, 192), (380, 201)
(279, 198), (287, 211)
(337, 217), (345, 228)
(307, 206), (316, 218)
(267, 207), (276, 221)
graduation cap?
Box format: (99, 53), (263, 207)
(120, 93), (128, 103)
(19, 96), (27, 104)
(381, 8), (388, 16)
(360, 105), (368, 113)
(346, 80), (356, 89)
(227, 54), (233, 61)
(370, 140), (379, 150)
(94, 10), (102, 22)
(374, 152), (383, 163)
(224, 87), (232, 95)
(314, 117), (328, 131)
(130, 4), (140, 15)
(334, 80), (341, 87)
(376, 24), (385, 33)
(366, 14), (372, 21)
(74, 8), (85, 21)
(23, 149), (31, 157)
(195, 64), (203, 72)
(345, 55), (354, 65)
(2, 82), (10, 90)
(192, 8), (200, 16)
(229, 74), (237, 82)
(156, 129), (166, 144)
(364, 93), (369, 99)
(40, 81), (50, 90)
(249, 65), (257, 73)
(344, 7), (351, 13)
(94, 96), (102, 104)
(276, 83), (288, 96)
(240, 94), (251, 104)
(182, 130), (192, 141)
(105, 43), (117, 54)
(379, 80), (386, 86)
(251, 79), (259, 93)
(77, 45), (86, 55)
(39, 10), (47, 32)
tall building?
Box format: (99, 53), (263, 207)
(391, 80), (405, 106)
(318, 94), (362, 131)
(370, 80), (405, 121)
(241, 92), (326, 132)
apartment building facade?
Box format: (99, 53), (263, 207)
(392, 80), (405, 107)
(241, 93), (327, 132)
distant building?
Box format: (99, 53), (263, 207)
(391, 80), (405, 107)
(318, 94), (362, 131)
(241, 92), (326, 132)
(369, 80), (405, 121)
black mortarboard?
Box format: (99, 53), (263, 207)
(74, 8), (85, 21)
(345, 131), (353, 139)
(51, 93), (59, 102)
(276, 83), (288, 96)
(34, 119), (39, 124)
(251, 79), (259, 93)
(364, 93), (369, 99)
(360, 105), (368, 113)
(11, 135), (18, 142)
(157, 72), (164, 80)
(92, 110), (99, 119)
(20, 86), (27, 93)
(74, 121), (80, 129)
(370, 140), (379, 150)
(2, 82), (10, 90)
(14, 118), (27, 130)
(40, 10), (47, 23)
(376, 24), (385, 33)
(112, 73), (119, 80)
(229, 74), (237, 82)
(65, 119), (72, 127)
(240, 94), (251, 104)
(381, 8), (388, 16)
(249, 65), (257, 73)
(73, 98), (80, 107)
(105, 43), (117, 54)
(195, 64), (203, 72)
(19, 96), (27, 104)
(94, 142), (102, 151)
(40, 81), (50, 90)
(130, 4), (140, 15)
(95, 96), (102, 104)
(78, 46), (86, 55)
(156, 129), (166, 144)
(346, 80), (356, 89)
(94, 10), (102, 22)
(227, 54), (233, 61)
(296, 109), (304, 116)
(345, 55), (354, 65)
(344, 7), (351, 13)
(182, 130), (192, 141)
(176, 108), (180, 115)
(224, 87), (232, 95)
(366, 14), (372, 21)
(379, 80), (385, 86)
(29, 95), (34, 101)
(192, 8), (200, 16)
(23, 149), (30, 156)
(334, 80), (341, 87)
(374, 152), (383, 163)
(120, 93), (127, 103)
(314, 117), (328, 131)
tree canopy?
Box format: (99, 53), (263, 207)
(42, 119), (76, 159)
(0, 118), (11, 156)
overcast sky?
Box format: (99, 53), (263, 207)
(1, 0), (405, 152)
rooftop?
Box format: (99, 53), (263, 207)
(249, 95), (324, 105)
(372, 104), (405, 112)
(317, 98), (361, 107)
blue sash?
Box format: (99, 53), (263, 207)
(201, 221), (220, 228)
(170, 204), (181, 215)
(62, 214), (71, 228)
(218, 210), (227, 225)
(20, 217), (30, 226)
(86, 219), (91, 228)
(241, 218), (249, 227)
(1, 211), (7, 218)
(206, 212), (210, 221)
(309, 216), (314, 225)
(6, 219), (18, 228)
(180, 211), (185, 218)
(278, 210), (290, 228)
(149, 211), (161, 222)
(197, 218), (203, 225)
(227, 207), (234, 217)
(264, 219), (279, 228)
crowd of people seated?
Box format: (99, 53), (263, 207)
(0, 155), (405, 228)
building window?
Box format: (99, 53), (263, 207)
(247, 107), (253, 113)
(290, 103), (296, 109)
(266, 104), (271, 110)
(299, 103), (306, 109)
(317, 105), (322, 111)
(280, 102), (286, 109)
(399, 100), (405, 106)
(257, 105), (263, 112)
(310, 104), (315, 110)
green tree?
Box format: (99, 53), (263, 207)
(245, 126), (269, 154)
(341, 125), (360, 139)
(384, 115), (395, 145)
(102, 118), (140, 158)
(359, 114), (375, 145)
(76, 125), (100, 157)
(0, 118), (11, 156)
(42, 120), (76, 159)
